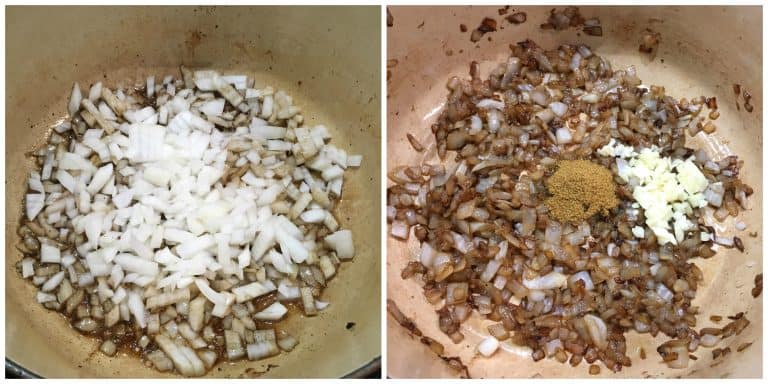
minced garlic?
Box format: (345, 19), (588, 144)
(599, 139), (709, 245)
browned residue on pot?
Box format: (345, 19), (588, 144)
(752, 273), (762, 297)
(185, 29), (206, 54)
(387, 299), (470, 378)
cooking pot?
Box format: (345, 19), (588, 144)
(386, 5), (761, 378)
(6, 5), (380, 378)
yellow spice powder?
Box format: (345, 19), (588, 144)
(545, 160), (618, 223)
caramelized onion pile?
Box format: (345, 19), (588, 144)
(388, 40), (752, 372)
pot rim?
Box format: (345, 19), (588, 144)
(5, 356), (381, 379)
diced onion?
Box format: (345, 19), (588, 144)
(523, 272), (567, 290)
(478, 336), (500, 357)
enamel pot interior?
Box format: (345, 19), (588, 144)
(6, 5), (380, 378)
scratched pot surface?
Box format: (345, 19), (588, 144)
(386, 6), (761, 378)
(6, 6), (380, 378)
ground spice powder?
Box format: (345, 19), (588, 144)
(545, 159), (618, 223)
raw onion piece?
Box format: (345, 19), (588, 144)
(583, 314), (608, 349)
(478, 336), (500, 357)
(40, 243), (61, 264)
(555, 128), (572, 144)
(277, 334), (299, 352)
(523, 271), (567, 290)
(699, 333), (719, 348)
(569, 271), (594, 290)
(25, 194), (45, 220)
(324, 230), (355, 260)
(68, 83), (82, 117)
(476, 99), (505, 110)
(253, 302), (288, 321)
(390, 220), (409, 239)
(21, 258), (35, 278)
(549, 101), (568, 117)
(246, 330), (280, 360)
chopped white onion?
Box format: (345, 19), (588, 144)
(714, 236), (734, 247)
(656, 283), (674, 302)
(699, 333), (719, 348)
(583, 314), (608, 349)
(569, 271), (594, 290)
(476, 99), (505, 110)
(523, 271), (567, 290)
(21, 258), (35, 278)
(253, 302), (288, 321)
(26, 194), (45, 220)
(549, 101), (568, 117)
(41, 271), (66, 292)
(324, 229), (354, 260)
(40, 242), (61, 263)
(390, 220), (409, 239)
(478, 336), (500, 357)
(68, 83), (82, 117)
(555, 128), (572, 144)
